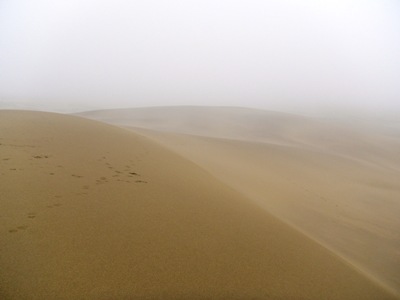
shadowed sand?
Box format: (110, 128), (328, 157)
(0, 110), (397, 299)
(79, 106), (400, 297)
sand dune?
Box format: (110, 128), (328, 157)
(80, 106), (400, 171)
(0, 110), (397, 299)
(79, 106), (400, 297)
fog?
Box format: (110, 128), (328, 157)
(0, 0), (399, 116)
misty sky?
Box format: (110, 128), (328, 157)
(0, 0), (399, 114)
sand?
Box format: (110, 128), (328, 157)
(79, 106), (400, 297)
(0, 110), (397, 299)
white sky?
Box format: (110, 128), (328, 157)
(0, 0), (399, 114)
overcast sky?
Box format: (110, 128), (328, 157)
(0, 0), (399, 114)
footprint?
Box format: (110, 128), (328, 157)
(8, 229), (18, 233)
(27, 212), (36, 219)
(135, 180), (147, 184)
(17, 225), (28, 230)
(33, 155), (49, 159)
(129, 172), (139, 176)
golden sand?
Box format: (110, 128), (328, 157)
(80, 106), (400, 297)
(0, 110), (397, 299)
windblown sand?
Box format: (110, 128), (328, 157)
(80, 106), (400, 298)
(0, 110), (397, 299)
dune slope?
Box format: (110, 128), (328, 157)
(136, 129), (400, 295)
(78, 106), (400, 296)
(0, 110), (396, 299)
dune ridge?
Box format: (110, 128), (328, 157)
(0, 110), (397, 299)
(79, 106), (400, 297)
(79, 106), (400, 170)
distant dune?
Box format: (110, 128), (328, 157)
(79, 106), (400, 297)
(0, 110), (397, 299)
(79, 106), (400, 171)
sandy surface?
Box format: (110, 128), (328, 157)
(79, 106), (400, 297)
(0, 110), (397, 299)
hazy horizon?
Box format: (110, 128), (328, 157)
(1, 0), (399, 117)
